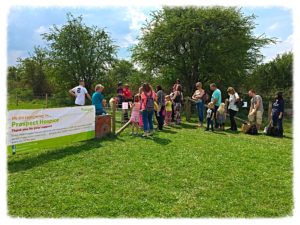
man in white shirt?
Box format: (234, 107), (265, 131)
(69, 80), (92, 106)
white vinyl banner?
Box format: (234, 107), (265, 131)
(7, 106), (95, 145)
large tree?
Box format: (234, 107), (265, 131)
(42, 13), (117, 92)
(132, 6), (275, 95)
(16, 46), (51, 96)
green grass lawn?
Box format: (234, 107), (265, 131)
(7, 118), (293, 218)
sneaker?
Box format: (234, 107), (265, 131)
(142, 132), (149, 137)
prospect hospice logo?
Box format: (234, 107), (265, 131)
(12, 119), (60, 127)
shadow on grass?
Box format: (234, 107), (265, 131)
(8, 139), (102, 174)
(160, 129), (177, 134)
(145, 136), (172, 145)
(171, 122), (197, 130)
(212, 131), (227, 135)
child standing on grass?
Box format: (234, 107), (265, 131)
(206, 102), (215, 131)
(130, 94), (141, 135)
(165, 95), (172, 125)
(216, 103), (226, 131)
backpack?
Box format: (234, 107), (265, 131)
(265, 124), (280, 137)
(234, 97), (244, 108)
(246, 124), (258, 135)
(202, 92), (209, 103)
(146, 92), (154, 111)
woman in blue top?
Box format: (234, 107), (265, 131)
(92, 84), (107, 115)
(271, 92), (284, 137)
(210, 83), (222, 129)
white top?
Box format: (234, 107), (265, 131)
(193, 89), (205, 103)
(72, 85), (88, 105)
(228, 92), (239, 111)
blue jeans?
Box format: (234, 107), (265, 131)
(142, 110), (154, 132)
(196, 101), (204, 123)
(206, 118), (214, 131)
(96, 108), (106, 115)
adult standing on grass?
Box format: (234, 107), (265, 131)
(170, 79), (181, 122)
(248, 89), (264, 130)
(171, 84), (183, 125)
(141, 83), (157, 137)
(68, 79), (92, 106)
(92, 84), (106, 115)
(123, 84), (132, 102)
(155, 85), (166, 130)
(227, 87), (240, 131)
(271, 91), (284, 137)
(210, 83), (222, 129)
(117, 82), (124, 108)
(192, 82), (206, 127)
(122, 84), (132, 122)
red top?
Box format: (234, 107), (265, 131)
(123, 87), (132, 100)
(141, 91), (157, 110)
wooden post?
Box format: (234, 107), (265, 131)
(16, 92), (19, 106)
(116, 120), (131, 135)
(112, 100), (116, 134)
(45, 93), (48, 108)
(185, 97), (191, 122)
(268, 101), (272, 123)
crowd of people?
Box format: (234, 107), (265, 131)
(68, 79), (285, 138)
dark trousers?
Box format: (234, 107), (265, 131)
(206, 118), (214, 131)
(171, 104), (175, 122)
(229, 109), (237, 131)
(155, 106), (165, 130)
(272, 114), (283, 136)
(214, 105), (219, 128)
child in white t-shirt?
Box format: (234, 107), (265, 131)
(206, 102), (215, 131)
(69, 80), (92, 106)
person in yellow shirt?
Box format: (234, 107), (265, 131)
(165, 95), (173, 125)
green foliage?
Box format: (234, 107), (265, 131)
(247, 52), (293, 102)
(42, 13), (117, 93)
(8, 121), (292, 217)
(11, 47), (52, 96)
(132, 6), (275, 95)
(101, 59), (154, 97)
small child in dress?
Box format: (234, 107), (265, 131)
(206, 102), (215, 131)
(130, 94), (141, 135)
(165, 95), (172, 125)
(216, 103), (226, 130)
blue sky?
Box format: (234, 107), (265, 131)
(7, 6), (293, 66)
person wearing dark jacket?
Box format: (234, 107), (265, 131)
(155, 85), (166, 130)
(271, 92), (284, 137)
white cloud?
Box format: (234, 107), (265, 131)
(262, 34), (293, 62)
(124, 7), (148, 31)
(121, 7), (150, 50)
(7, 50), (28, 65)
(267, 22), (279, 31)
(120, 33), (139, 48)
(35, 25), (48, 35)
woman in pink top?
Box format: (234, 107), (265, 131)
(141, 83), (157, 137)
